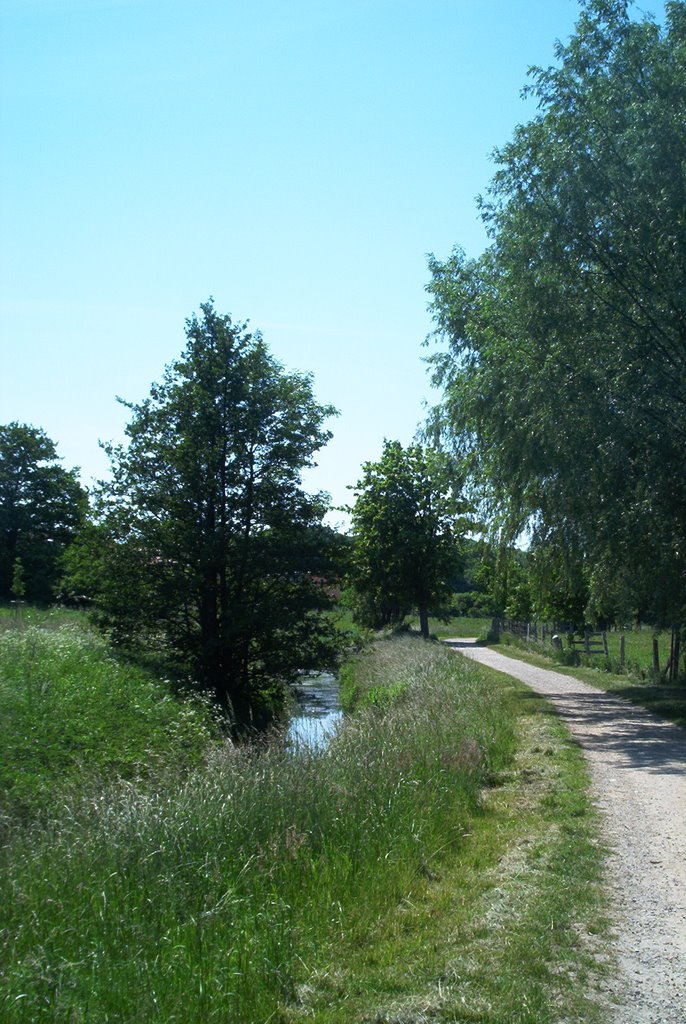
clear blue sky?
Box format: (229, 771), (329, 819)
(0, 0), (659, 527)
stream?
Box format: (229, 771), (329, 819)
(286, 672), (342, 748)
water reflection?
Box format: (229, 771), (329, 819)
(287, 672), (342, 748)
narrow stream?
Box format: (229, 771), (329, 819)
(286, 672), (342, 748)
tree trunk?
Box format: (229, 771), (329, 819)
(419, 605), (430, 639)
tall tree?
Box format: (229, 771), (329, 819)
(0, 423), (87, 603)
(426, 0), (686, 628)
(348, 441), (467, 637)
(68, 302), (340, 729)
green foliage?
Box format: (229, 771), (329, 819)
(0, 612), (217, 820)
(65, 302), (341, 729)
(426, 0), (686, 629)
(457, 539), (536, 621)
(348, 440), (469, 637)
(10, 558), (25, 599)
(528, 540), (590, 626)
(448, 537), (501, 617)
(0, 636), (515, 1023)
(0, 423), (87, 603)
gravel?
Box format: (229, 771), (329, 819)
(446, 641), (686, 1024)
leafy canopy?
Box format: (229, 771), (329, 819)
(426, 0), (686, 627)
(66, 301), (340, 729)
(0, 423), (86, 604)
(348, 440), (469, 637)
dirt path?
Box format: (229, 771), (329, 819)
(444, 641), (686, 1024)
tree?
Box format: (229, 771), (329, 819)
(348, 440), (467, 637)
(0, 423), (87, 603)
(426, 0), (686, 630)
(67, 301), (340, 729)
(10, 558), (26, 600)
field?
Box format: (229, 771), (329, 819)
(603, 627), (673, 674)
(406, 614), (493, 639)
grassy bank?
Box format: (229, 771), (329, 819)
(0, 609), (217, 820)
(1, 635), (511, 1022)
(307, 658), (610, 1023)
(1, 633), (609, 1023)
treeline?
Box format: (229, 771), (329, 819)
(0, 424), (87, 604)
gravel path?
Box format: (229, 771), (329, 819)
(445, 641), (686, 1024)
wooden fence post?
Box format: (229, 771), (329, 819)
(619, 634), (625, 668)
(652, 635), (660, 677)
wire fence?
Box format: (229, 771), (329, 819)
(492, 619), (683, 682)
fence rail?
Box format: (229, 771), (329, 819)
(570, 631), (609, 657)
(493, 619), (683, 681)
(494, 619), (609, 658)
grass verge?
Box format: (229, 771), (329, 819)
(296, 647), (611, 1024)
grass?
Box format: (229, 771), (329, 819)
(602, 628), (672, 674)
(289, 642), (611, 1023)
(0, 633), (611, 1023)
(493, 631), (686, 730)
(406, 615), (493, 640)
(296, 686), (611, 1024)
(0, 608), (217, 820)
(1, 636), (511, 1022)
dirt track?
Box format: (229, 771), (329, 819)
(445, 641), (686, 1024)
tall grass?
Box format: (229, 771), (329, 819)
(0, 612), (216, 820)
(0, 636), (515, 1023)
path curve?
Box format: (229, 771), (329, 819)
(445, 640), (686, 1024)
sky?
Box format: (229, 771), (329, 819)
(0, 0), (660, 528)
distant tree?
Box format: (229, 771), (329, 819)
(426, 0), (686, 630)
(0, 423), (87, 603)
(65, 301), (340, 730)
(348, 440), (468, 637)
(10, 558), (26, 600)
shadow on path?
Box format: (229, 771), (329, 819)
(449, 641), (686, 776)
